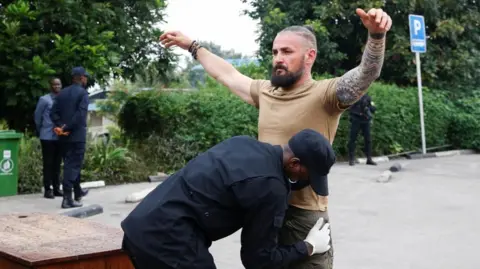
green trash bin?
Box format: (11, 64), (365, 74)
(0, 130), (23, 197)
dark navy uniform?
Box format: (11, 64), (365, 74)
(50, 68), (89, 203)
(121, 135), (310, 269)
(348, 93), (377, 164)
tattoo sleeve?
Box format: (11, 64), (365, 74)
(336, 33), (386, 107)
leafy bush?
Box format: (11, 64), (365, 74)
(129, 135), (202, 174)
(18, 136), (43, 194)
(119, 86), (259, 172)
(119, 85), (259, 151)
(447, 93), (480, 150)
(81, 138), (152, 185)
(0, 119), (8, 130)
(364, 83), (454, 155)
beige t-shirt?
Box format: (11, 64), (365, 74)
(250, 77), (345, 211)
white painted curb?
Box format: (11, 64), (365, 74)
(434, 149), (476, 157)
(81, 181), (106, 189)
(376, 170), (392, 183)
(42, 180), (106, 192)
(125, 187), (156, 203)
(357, 156), (389, 164)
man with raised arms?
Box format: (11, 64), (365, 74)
(159, 7), (392, 268)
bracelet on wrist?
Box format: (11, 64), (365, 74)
(188, 40), (203, 60)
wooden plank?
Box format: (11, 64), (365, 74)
(37, 258), (105, 269)
(0, 212), (126, 267)
(0, 256), (28, 269)
(104, 254), (134, 269)
(36, 254), (133, 269)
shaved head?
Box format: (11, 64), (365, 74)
(278, 25), (317, 49)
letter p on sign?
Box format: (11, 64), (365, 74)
(414, 20), (422, 35)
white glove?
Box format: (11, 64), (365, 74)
(304, 217), (331, 255)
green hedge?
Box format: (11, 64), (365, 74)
(119, 78), (479, 171)
(447, 94), (480, 150)
(119, 84), (259, 172)
(15, 77), (478, 194)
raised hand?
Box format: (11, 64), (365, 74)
(159, 31), (193, 50)
(356, 8), (392, 34)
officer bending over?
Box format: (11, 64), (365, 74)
(121, 128), (336, 269)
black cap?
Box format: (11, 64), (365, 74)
(71, 66), (90, 77)
(288, 129), (336, 196)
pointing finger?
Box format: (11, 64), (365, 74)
(356, 8), (369, 20)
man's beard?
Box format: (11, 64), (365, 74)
(270, 64), (304, 88)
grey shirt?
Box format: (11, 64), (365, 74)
(34, 93), (58, 141)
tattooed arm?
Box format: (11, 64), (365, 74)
(336, 33), (386, 108)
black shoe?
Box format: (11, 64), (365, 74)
(74, 188), (89, 202)
(349, 159), (355, 166)
(53, 189), (63, 197)
(366, 159), (377, 165)
(61, 191), (83, 209)
(44, 190), (55, 199)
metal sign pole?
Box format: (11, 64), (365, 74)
(409, 14), (427, 155)
(415, 52), (426, 154)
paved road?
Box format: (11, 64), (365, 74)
(1, 154), (479, 269)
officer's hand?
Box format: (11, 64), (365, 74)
(304, 217), (331, 255)
(53, 127), (63, 136)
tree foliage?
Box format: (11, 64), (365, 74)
(241, 0), (480, 94)
(0, 0), (175, 131)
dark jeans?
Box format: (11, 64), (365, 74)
(279, 206), (333, 269)
(348, 119), (372, 160)
(61, 142), (86, 192)
(40, 140), (62, 192)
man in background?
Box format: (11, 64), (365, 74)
(34, 77), (63, 199)
(160, 7), (391, 268)
(348, 93), (377, 166)
(50, 66), (90, 208)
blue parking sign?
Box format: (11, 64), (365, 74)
(409, 15), (427, 53)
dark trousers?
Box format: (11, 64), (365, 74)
(40, 140), (62, 191)
(122, 235), (173, 269)
(279, 206), (333, 269)
(121, 234), (216, 269)
(348, 119), (372, 160)
(61, 142), (86, 193)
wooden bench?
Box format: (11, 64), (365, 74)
(0, 212), (134, 269)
